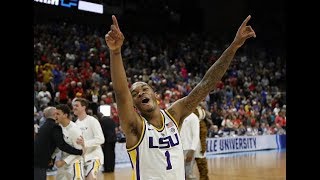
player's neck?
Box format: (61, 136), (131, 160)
(78, 112), (88, 121)
(144, 110), (163, 129)
(61, 119), (71, 127)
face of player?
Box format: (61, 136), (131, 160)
(55, 109), (67, 124)
(131, 82), (158, 113)
(72, 101), (86, 117)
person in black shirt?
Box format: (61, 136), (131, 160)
(98, 107), (117, 173)
(34, 106), (84, 180)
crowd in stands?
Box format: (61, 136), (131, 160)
(34, 22), (286, 141)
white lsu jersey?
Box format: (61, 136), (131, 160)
(127, 110), (185, 180)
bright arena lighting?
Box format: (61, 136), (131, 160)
(78, 0), (103, 14)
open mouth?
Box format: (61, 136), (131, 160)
(142, 98), (150, 104)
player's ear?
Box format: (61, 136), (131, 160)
(155, 92), (160, 99)
(155, 92), (161, 104)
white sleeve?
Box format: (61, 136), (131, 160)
(221, 119), (226, 127)
(85, 117), (105, 147)
(51, 147), (61, 159)
(190, 113), (200, 151)
(71, 128), (83, 150)
(37, 92), (43, 100)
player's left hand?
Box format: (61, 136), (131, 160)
(185, 150), (195, 162)
(76, 135), (84, 146)
(55, 160), (66, 168)
(232, 15), (256, 48)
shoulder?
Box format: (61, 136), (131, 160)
(74, 119), (80, 124)
(86, 115), (102, 126)
(100, 116), (109, 122)
(87, 115), (98, 121)
(185, 113), (198, 120)
(52, 123), (62, 132)
(190, 113), (198, 118)
(69, 121), (79, 129)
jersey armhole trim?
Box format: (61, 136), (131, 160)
(163, 109), (179, 129)
(127, 115), (146, 152)
(154, 112), (165, 132)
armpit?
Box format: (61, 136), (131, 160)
(129, 121), (139, 136)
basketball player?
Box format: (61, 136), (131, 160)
(180, 112), (200, 179)
(105, 15), (256, 179)
(73, 98), (105, 180)
(54, 104), (85, 180)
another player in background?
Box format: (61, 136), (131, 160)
(180, 112), (200, 179)
(54, 104), (85, 180)
(73, 98), (105, 180)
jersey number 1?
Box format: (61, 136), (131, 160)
(165, 150), (172, 170)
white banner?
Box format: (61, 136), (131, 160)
(114, 135), (282, 164)
(115, 142), (130, 164)
(205, 135), (279, 155)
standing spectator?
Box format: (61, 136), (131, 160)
(275, 109), (286, 130)
(37, 85), (52, 108)
(211, 106), (223, 129)
(98, 107), (117, 173)
(58, 80), (69, 104)
(46, 77), (57, 105)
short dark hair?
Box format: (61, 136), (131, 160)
(56, 104), (71, 115)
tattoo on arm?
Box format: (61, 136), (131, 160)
(185, 88), (201, 112)
(185, 46), (237, 112)
(167, 109), (177, 118)
(167, 108), (183, 127)
(203, 48), (236, 89)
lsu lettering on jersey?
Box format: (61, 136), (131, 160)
(127, 109), (185, 180)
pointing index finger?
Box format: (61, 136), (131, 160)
(112, 15), (120, 30)
(240, 15), (251, 28)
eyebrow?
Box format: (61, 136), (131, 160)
(141, 85), (148, 89)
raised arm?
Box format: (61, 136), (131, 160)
(168, 15), (256, 126)
(105, 15), (142, 146)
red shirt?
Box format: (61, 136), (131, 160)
(275, 116), (286, 127)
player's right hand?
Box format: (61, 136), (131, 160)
(105, 15), (125, 51)
(232, 15), (256, 48)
